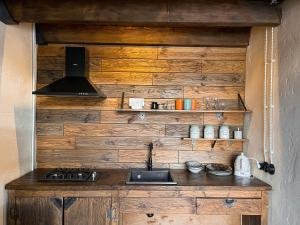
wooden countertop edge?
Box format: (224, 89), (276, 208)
(5, 185), (272, 191)
(5, 169), (272, 191)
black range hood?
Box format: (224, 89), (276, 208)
(33, 47), (105, 97)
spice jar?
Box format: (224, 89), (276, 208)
(204, 125), (215, 139)
(219, 125), (230, 139)
(190, 125), (200, 139)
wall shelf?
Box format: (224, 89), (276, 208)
(182, 138), (247, 142)
(117, 109), (252, 113)
(182, 138), (247, 149)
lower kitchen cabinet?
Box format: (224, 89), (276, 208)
(15, 197), (63, 225)
(9, 194), (114, 225)
(64, 197), (111, 225)
(122, 214), (241, 225)
(8, 190), (269, 225)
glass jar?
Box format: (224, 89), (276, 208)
(219, 125), (230, 139)
(190, 125), (200, 139)
(204, 125), (215, 139)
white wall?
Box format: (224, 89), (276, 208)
(0, 23), (34, 225)
(246, 0), (300, 224)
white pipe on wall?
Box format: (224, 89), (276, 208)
(31, 23), (37, 170)
(269, 27), (275, 164)
(263, 27), (269, 162)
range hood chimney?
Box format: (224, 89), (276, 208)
(33, 47), (105, 97)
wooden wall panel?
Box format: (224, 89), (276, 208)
(37, 136), (75, 150)
(184, 87), (244, 99)
(97, 85), (183, 98)
(37, 109), (100, 123)
(153, 73), (244, 87)
(90, 72), (153, 85)
(179, 151), (239, 164)
(36, 123), (63, 136)
(36, 44), (246, 168)
(119, 150), (178, 163)
(37, 150), (118, 164)
(100, 111), (204, 125)
(202, 61), (245, 74)
(157, 47), (246, 60)
(64, 124), (165, 137)
(101, 59), (201, 73)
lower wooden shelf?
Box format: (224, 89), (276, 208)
(182, 138), (247, 149)
(182, 138), (247, 142)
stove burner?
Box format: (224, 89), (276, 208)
(40, 168), (99, 182)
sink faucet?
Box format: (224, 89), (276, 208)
(147, 143), (153, 171)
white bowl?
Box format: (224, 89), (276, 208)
(186, 161), (201, 167)
(185, 161), (205, 174)
(188, 167), (204, 174)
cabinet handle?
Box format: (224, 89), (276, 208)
(51, 198), (63, 210)
(223, 199), (236, 208)
(107, 208), (118, 220)
(146, 213), (154, 218)
(64, 198), (76, 210)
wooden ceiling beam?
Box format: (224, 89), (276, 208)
(37, 24), (251, 47)
(4, 0), (281, 27)
(0, 0), (17, 24)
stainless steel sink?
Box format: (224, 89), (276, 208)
(126, 169), (177, 185)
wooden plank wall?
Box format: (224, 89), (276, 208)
(36, 45), (246, 169)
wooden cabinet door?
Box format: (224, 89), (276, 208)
(15, 197), (63, 225)
(64, 197), (111, 225)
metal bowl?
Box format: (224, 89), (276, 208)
(206, 163), (232, 176)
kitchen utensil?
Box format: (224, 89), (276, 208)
(212, 98), (219, 110)
(190, 125), (200, 139)
(204, 97), (211, 110)
(219, 125), (230, 139)
(159, 103), (166, 110)
(151, 102), (159, 109)
(184, 99), (192, 110)
(186, 161), (205, 174)
(234, 128), (243, 139)
(191, 99), (197, 110)
(175, 99), (183, 110)
(234, 153), (251, 177)
(207, 164), (233, 176)
(204, 125), (215, 139)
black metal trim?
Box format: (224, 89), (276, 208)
(0, 0), (17, 25)
(211, 140), (217, 149)
(120, 92), (125, 109)
(238, 93), (248, 111)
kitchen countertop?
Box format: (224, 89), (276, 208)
(5, 169), (271, 191)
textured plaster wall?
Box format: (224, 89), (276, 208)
(246, 0), (300, 224)
(0, 23), (33, 225)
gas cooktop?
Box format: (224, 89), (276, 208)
(39, 168), (99, 182)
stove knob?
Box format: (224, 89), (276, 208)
(92, 172), (97, 181)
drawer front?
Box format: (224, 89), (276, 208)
(197, 198), (262, 215)
(120, 197), (196, 214)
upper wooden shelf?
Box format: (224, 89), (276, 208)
(117, 109), (252, 113)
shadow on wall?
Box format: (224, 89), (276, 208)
(0, 23), (6, 90)
(14, 105), (34, 173)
